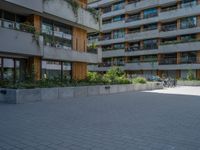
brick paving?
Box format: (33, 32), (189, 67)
(0, 89), (200, 150)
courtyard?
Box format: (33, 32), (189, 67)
(0, 87), (200, 150)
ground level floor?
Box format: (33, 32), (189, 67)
(0, 54), (88, 82)
(126, 70), (200, 80)
(0, 87), (200, 150)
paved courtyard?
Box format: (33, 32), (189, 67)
(0, 87), (200, 150)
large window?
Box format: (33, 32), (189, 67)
(180, 16), (197, 29)
(42, 60), (71, 80)
(42, 18), (72, 50)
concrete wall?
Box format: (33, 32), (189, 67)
(103, 49), (125, 58)
(43, 0), (99, 31)
(0, 82), (163, 104)
(177, 80), (200, 86)
(5, 0), (43, 12)
(0, 27), (43, 56)
(125, 62), (159, 70)
(43, 46), (99, 63)
(159, 41), (200, 53)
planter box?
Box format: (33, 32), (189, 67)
(0, 82), (163, 104)
(177, 80), (200, 86)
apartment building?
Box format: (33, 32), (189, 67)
(0, 0), (101, 82)
(88, 0), (200, 79)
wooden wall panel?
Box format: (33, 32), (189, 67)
(72, 62), (87, 80)
(72, 27), (88, 80)
(27, 57), (41, 80)
(73, 27), (87, 52)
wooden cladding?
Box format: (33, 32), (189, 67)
(28, 57), (41, 80)
(72, 27), (88, 80)
(73, 27), (87, 52)
(72, 62), (87, 80)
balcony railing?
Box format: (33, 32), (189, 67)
(160, 38), (200, 45)
(125, 44), (158, 52)
(0, 19), (35, 34)
(161, 24), (177, 32)
(160, 56), (199, 65)
(125, 16), (141, 23)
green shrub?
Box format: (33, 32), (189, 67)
(132, 77), (147, 84)
(186, 70), (196, 80)
(115, 75), (131, 84)
(87, 72), (102, 83)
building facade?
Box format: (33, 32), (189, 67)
(0, 0), (101, 82)
(88, 0), (200, 79)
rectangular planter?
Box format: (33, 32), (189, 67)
(0, 82), (163, 104)
(177, 81), (200, 86)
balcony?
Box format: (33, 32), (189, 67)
(158, 56), (200, 70)
(0, 19), (43, 56)
(43, 0), (99, 31)
(125, 44), (158, 56)
(126, 29), (159, 42)
(98, 36), (125, 45)
(126, 0), (159, 13)
(4, 0), (43, 12)
(159, 4), (200, 21)
(125, 62), (159, 70)
(102, 8), (125, 19)
(159, 40), (200, 53)
(125, 15), (159, 28)
(103, 49), (125, 58)
(160, 26), (200, 38)
(101, 20), (125, 32)
(43, 46), (99, 63)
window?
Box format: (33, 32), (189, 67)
(143, 8), (158, 19)
(113, 15), (124, 22)
(113, 43), (125, 49)
(42, 60), (72, 80)
(113, 29), (125, 39)
(181, 0), (197, 8)
(180, 16), (197, 29)
(143, 39), (157, 49)
(143, 23), (157, 31)
(42, 18), (72, 49)
(3, 58), (14, 81)
(113, 1), (125, 11)
(180, 34), (196, 41)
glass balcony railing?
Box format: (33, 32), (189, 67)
(0, 18), (35, 34)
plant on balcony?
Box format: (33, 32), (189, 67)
(32, 32), (41, 47)
(86, 7), (100, 22)
(20, 21), (35, 33)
